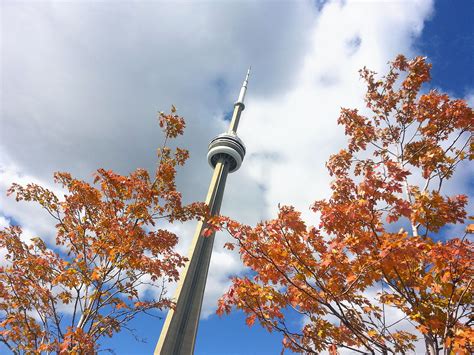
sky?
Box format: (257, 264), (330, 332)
(1, 0), (473, 354)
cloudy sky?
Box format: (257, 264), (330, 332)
(1, 0), (473, 353)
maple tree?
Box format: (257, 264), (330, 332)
(217, 56), (474, 354)
(0, 107), (206, 353)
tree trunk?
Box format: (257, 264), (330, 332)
(424, 334), (438, 355)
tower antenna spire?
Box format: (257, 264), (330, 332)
(228, 67), (251, 133)
(236, 66), (251, 107)
(155, 69), (250, 354)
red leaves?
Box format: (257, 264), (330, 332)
(158, 105), (186, 138)
(1, 108), (205, 353)
(201, 227), (214, 237)
(328, 344), (338, 355)
(175, 147), (190, 166)
(410, 189), (468, 232)
(60, 327), (95, 353)
(326, 149), (353, 177)
(218, 55), (474, 354)
(337, 109), (376, 153)
(245, 314), (257, 327)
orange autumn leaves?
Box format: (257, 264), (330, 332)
(0, 109), (206, 353)
(1, 56), (472, 354)
(217, 56), (473, 354)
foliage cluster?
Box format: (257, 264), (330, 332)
(216, 56), (473, 354)
(0, 108), (206, 353)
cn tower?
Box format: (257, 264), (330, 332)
(155, 69), (250, 354)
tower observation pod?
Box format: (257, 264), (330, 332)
(155, 68), (251, 355)
(208, 132), (246, 172)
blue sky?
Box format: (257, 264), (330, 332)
(1, 0), (473, 354)
(414, 0), (473, 97)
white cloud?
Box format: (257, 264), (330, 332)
(0, 216), (10, 229)
(240, 0), (434, 222)
(1, 0), (315, 319)
(466, 91), (474, 107)
(6, 3), (471, 352)
(0, 148), (62, 241)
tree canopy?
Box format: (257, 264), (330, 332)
(0, 108), (206, 353)
(217, 55), (473, 354)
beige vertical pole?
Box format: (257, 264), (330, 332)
(155, 68), (250, 354)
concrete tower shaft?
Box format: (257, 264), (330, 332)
(155, 68), (250, 355)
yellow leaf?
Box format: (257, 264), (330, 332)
(91, 268), (100, 281)
(346, 274), (357, 283)
(367, 330), (377, 337)
(466, 224), (474, 234)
